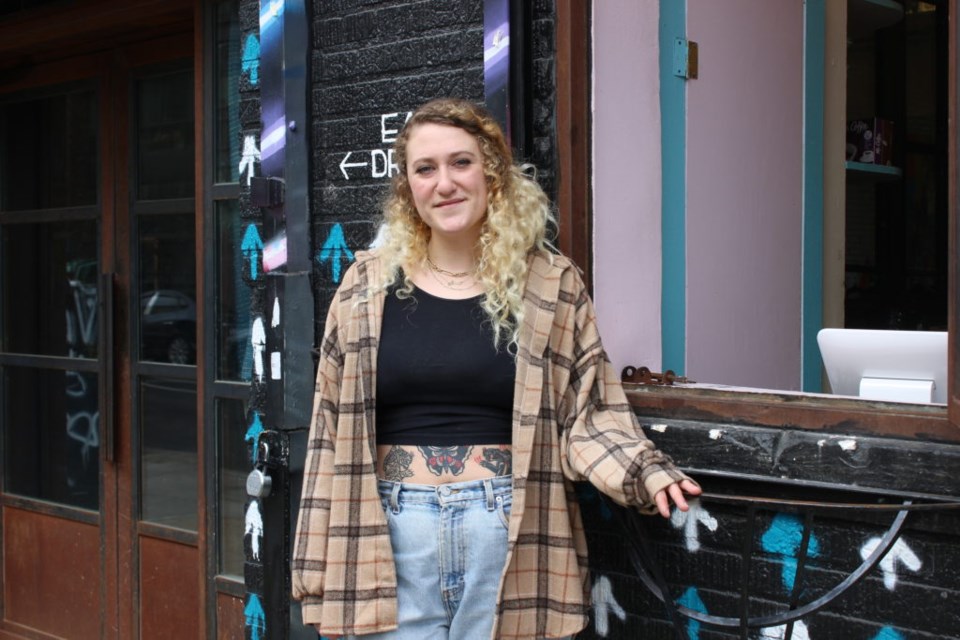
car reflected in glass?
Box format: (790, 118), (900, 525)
(140, 289), (196, 364)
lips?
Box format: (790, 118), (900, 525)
(435, 198), (466, 208)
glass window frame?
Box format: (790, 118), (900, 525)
(202, 0), (247, 594)
(555, 0), (960, 441)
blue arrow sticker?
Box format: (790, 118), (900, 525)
(241, 34), (260, 86)
(242, 224), (264, 280)
(245, 413), (264, 464)
(244, 593), (266, 640)
(761, 513), (821, 592)
(871, 627), (905, 640)
(317, 223), (355, 283)
(676, 586), (706, 640)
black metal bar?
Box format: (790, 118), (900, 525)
(98, 272), (115, 463)
(784, 511), (815, 640)
(738, 504), (756, 638)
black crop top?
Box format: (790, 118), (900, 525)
(376, 286), (515, 446)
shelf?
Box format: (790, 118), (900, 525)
(845, 160), (902, 181)
(848, 0), (904, 40)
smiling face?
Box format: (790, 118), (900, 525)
(405, 123), (489, 244)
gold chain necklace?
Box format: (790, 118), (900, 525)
(427, 266), (478, 291)
(426, 255), (473, 279)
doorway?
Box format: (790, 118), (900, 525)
(0, 33), (200, 639)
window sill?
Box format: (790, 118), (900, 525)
(624, 382), (960, 443)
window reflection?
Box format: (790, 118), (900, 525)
(140, 378), (197, 530)
(216, 200), (252, 380)
(217, 398), (247, 577)
(0, 88), (97, 211)
(2, 221), (98, 358)
(139, 214), (196, 365)
(4, 367), (99, 509)
(214, 0), (241, 183)
(136, 69), (194, 200)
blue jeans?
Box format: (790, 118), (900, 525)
(347, 476), (513, 640)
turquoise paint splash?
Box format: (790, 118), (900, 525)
(242, 34), (261, 85)
(761, 513), (821, 592)
(871, 627), (905, 640)
(677, 586), (707, 640)
(244, 593), (266, 640)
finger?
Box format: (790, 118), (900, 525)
(655, 489), (670, 518)
(681, 479), (702, 495)
(669, 483), (690, 512)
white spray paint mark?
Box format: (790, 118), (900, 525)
(591, 575), (626, 637)
(838, 439), (858, 451)
(238, 135), (261, 185)
(650, 424), (668, 433)
(670, 500), (718, 552)
(708, 429), (724, 440)
(760, 621), (810, 640)
(251, 317), (266, 382)
(245, 501), (263, 560)
(270, 352), (281, 380)
(271, 297), (280, 328)
(817, 439), (826, 448)
(860, 536), (922, 590)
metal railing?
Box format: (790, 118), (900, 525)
(605, 490), (960, 640)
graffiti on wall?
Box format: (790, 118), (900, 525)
(338, 112), (411, 180)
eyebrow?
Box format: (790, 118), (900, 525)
(409, 149), (479, 165)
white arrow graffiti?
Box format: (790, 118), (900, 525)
(760, 621), (810, 640)
(591, 575), (626, 637)
(670, 500), (718, 552)
(238, 135), (260, 186)
(860, 536), (922, 590)
(245, 501), (263, 560)
(339, 151), (368, 179)
(251, 317), (266, 383)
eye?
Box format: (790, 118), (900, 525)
(414, 165), (434, 175)
(453, 157), (473, 168)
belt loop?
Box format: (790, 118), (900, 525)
(389, 482), (401, 514)
(484, 478), (495, 511)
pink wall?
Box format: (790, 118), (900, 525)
(591, 0), (663, 374)
(684, 0), (804, 389)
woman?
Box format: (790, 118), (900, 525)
(292, 97), (701, 640)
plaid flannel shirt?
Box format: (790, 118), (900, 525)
(292, 249), (690, 638)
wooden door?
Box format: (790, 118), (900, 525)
(0, 28), (201, 640)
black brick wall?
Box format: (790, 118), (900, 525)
(309, 0), (485, 326)
(576, 418), (960, 640)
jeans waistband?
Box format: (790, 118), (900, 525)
(378, 476), (512, 513)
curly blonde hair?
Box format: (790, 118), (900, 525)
(374, 97), (556, 350)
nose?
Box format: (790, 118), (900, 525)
(435, 166), (456, 195)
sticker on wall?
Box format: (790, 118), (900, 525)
(676, 586), (707, 640)
(239, 135), (261, 185)
(670, 500), (717, 552)
(760, 621), (810, 640)
(245, 413), (265, 463)
(271, 296), (280, 327)
(242, 224), (265, 280)
(590, 575), (626, 637)
(317, 223), (355, 283)
(860, 537), (921, 591)
(251, 317), (266, 382)
(244, 593), (266, 640)
(245, 500), (263, 560)
(241, 34), (261, 85)
(761, 513), (821, 592)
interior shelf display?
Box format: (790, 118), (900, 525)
(848, 0), (905, 41)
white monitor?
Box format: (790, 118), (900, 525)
(817, 328), (948, 404)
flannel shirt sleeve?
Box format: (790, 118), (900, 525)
(556, 268), (693, 514)
(291, 294), (344, 622)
